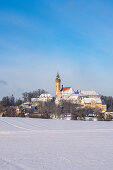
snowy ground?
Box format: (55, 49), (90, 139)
(0, 118), (113, 170)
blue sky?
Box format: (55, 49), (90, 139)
(0, 0), (113, 99)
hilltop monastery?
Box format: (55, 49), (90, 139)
(19, 73), (107, 113)
(55, 73), (106, 112)
(16, 73), (107, 117)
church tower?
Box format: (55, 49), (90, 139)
(55, 73), (61, 97)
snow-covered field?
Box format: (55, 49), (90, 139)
(0, 117), (113, 170)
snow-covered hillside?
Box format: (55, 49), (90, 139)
(0, 117), (113, 170)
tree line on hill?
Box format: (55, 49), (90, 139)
(0, 89), (46, 106)
(0, 89), (113, 120)
(29, 101), (104, 121)
(0, 89), (47, 117)
(101, 96), (113, 112)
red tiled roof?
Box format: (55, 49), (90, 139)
(62, 87), (71, 92)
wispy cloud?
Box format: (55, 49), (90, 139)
(0, 80), (7, 86)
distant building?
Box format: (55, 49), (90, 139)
(81, 97), (106, 111)
(80, 90), (99, 98)
(55, 73), (80, 104)
(21, 102), (32, 109)
(16, 102), (37, 116)
(55, 73), (107, 112)
(31, 93), (53, 106)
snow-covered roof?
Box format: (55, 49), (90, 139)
(55, 94), (79, 103)
(68, 94), (79, 100)
(31, 94), (52, 103)
(80, 90), (99, 96)
(82, 98), (102, 104)
(39, 93), (52, 98)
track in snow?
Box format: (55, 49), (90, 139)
(0, 117), (113, 170)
